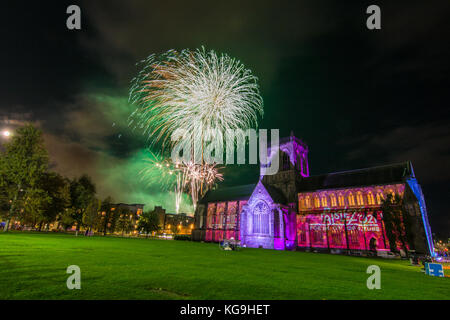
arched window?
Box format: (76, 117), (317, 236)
(227, 201), (237, 229)
(216, 211), (224, 229)
(216, 203), (225, 228)
(367, 192), (375, 205)
(330, 193), (337, 207)
(376, 192), (383, 204)
(296, 154), (301, 171)
(356, 192), (364, 206)
(305, 196), (311, 208)
(206, 203), (216, 229)
(302, 154), (308, 176)
(338, 193), (345, 207)
(388, 189), (395, 198)
(348, 192), (355, 206)
(253, 201), (270, 234)
(282, 152), (290, 170)
(321, 195), (328, 207)
(314, 196), (320, 208)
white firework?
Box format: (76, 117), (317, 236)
(130, 47), (262, 209)
(140, 152), (223, 212)
(129, 47), (263, 153)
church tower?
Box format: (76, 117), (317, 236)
(261, 132), (309, 210)
(238, 133), (309, 250)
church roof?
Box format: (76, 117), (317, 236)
(199, 182), (287, 205)
(199, 183), (256, 204)
(297, 161), (413, 192)
(198, 161), (414, 204)
(262, 183), (287, 204)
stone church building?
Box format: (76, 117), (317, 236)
(192, 134), (434, 256)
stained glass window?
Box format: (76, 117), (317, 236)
(206, 203), (216, 229)
(321, 195), (328, 207)
(348, 193), (355, 206)
(356, 192), (364, 206)
(253, 201), (270, 234)
(330, 193), (337, 207)
(367, 192), (375, 205)
(338, 194), (345, 206)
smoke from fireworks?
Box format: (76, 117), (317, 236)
(140, 152), (223, 213)
(140, 152), (183, 213)
(129, 47), (263, 152)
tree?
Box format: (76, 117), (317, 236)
(116, 207), (134, 236)
(0, 124), (49, 232)
(169, 215), (184, 235)
(137, 211), (160, 238)
(59, 208), (75, 231)
(381, 193), (409, 256)
(38, 172), (71, 231)
(22, 187), (51, 230)
(99, 196), (114, 236)
(70, 174), (96, 231)
(82, 197), (100, 234)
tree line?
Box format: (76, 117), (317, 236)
(0, 124), (160, 236)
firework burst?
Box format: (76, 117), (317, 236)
(140, 151), (184, 213)
(129, 47), (263, 152)
(182, 161), (223, 211)
(139, 152), (176, 190)
(140, 152), (223, 212)
(131, 47), (262, 210)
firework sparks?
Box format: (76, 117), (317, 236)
(140, 151), (185, 213)
(140, 152), (223, 212)
(129, 47), (263, 153)
(131, 47), (262, 209)
(181, 161), (223, 211)
(139, 152), (176, 190)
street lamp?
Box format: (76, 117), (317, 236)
(2, 130), (11, 137)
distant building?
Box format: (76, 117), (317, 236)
(148, 206), (194, 235)
(150, 205), (167, 228)
(112, 203), (144, 216)
(164, 213), (195, 235)
(109, 203), (145, 235)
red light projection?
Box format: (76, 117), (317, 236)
(297, 211), (389, 251)
(205, 200), (246, 242)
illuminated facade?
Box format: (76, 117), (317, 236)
(113, 203), (144, 234)
(112, 203), (144, 216)
(164, 213), (195, 235)
(296, 184), (403, 252)
(192, 135), (434, 256)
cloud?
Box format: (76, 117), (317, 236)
(346, 122), (450, 183)
(45, 132), (98, 177)
(60, 94), (129, 144)
(41, 92), (194, 214)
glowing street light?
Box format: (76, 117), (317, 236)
(2, 130), (11, 137)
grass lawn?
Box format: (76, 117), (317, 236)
(0, 232), (448, 300)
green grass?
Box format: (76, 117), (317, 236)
(0, 232), (448, 300)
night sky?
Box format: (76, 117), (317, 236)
(1, 1), (449, 238)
